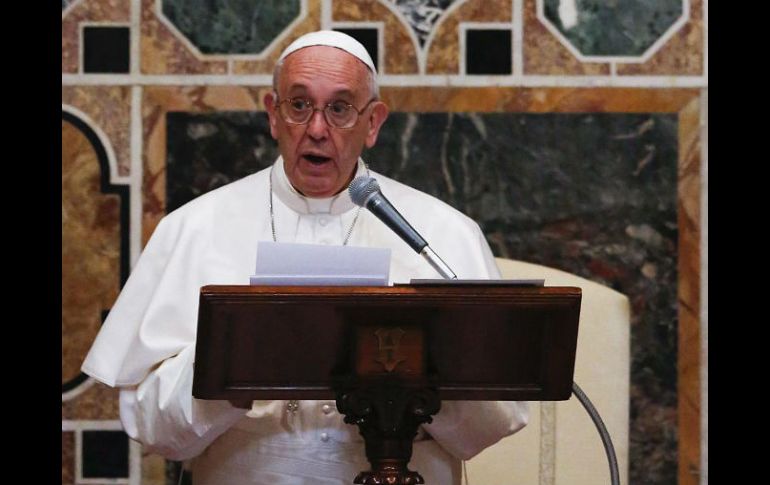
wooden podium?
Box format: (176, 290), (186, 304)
(192, 284), (581, 484)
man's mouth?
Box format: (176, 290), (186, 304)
(302, 154), (332, 164)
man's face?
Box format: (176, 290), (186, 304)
(264, 46), (389, 198)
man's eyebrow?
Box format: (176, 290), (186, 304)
(285, 84), (309, 94)
(331, 89), (355, 99)
(284, 85), (356, 101)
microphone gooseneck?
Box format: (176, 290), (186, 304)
(349, 176), (457, 280)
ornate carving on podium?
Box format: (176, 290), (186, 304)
(337, 385), (440, 485)
(355, 325), (424, 377)
(375, 327), (407, 372)
(340, 323), (438, 483)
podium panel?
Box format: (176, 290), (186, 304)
(193, 285), (581, 402)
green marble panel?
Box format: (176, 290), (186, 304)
(162, 0), (301, 54)
(543, 0), (683, 56)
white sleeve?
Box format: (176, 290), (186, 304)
(82, 210), (247, 460)
(119, 344), (247, 461)
(422, 401), (529, 460)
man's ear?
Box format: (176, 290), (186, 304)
(264, 91), (279, 140)
(365, 101), (390, 148)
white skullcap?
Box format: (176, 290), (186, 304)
(277, 30), (377, 74)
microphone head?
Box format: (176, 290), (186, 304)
(348, 176), (380, 207)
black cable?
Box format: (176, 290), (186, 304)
(175, 461), (185, 485)
(571, 381), (620, 485)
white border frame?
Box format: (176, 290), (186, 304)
(372, 0), (426, 73)
(61, 93), (142, 269)
(62, 72), (707, 87)
(62, 376), (97, 402)
(61, 104), (129, 186)
(377, 0), (476, 75)
(61, 105), (137, 401)
(63, 0), (706, 87)
(536, 0), (691, 65)
(63, 420), (141, 485)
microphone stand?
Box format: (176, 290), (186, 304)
(420, 246), (457, 280)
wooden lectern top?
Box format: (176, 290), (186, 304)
(193, 284), (581, 402)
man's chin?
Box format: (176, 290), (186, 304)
(294, 179), (344, 198)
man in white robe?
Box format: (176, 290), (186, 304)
(82, 31), (528, 485)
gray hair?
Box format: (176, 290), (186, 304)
(272, 56), (380, 100)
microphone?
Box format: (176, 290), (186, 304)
(349, 176), (457, 280)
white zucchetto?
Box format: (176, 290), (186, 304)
(277, 30), (377, 74)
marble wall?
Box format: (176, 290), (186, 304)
(62, 1), (706, 484)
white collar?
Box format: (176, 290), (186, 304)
(271, 156), (365, 215)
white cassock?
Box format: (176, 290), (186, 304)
(82, 157), (528, 485)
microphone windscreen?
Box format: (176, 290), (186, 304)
(348, 176), (380, 207)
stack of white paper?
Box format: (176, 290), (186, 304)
(250, 241), (391, 286)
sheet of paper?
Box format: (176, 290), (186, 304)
(250, 241), (391, 286)
(406, 279), (545, 286)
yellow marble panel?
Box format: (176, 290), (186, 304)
(62, 86), (131, 177)
(617, 0), (704, 76)
(142, 86), (269, 244)
(232, 0), (322, 74)
(426, 0), (512, 74)
(677, 95), (702, 485)
(141, 453), (168, 485)
(523, 0), (609, 75)
(62, 0), (130, 73)
(381, 87), (698, 113)
(141, 0), (227, 75)
(62, 119), (121, 391)
(333, 0), (418, 74)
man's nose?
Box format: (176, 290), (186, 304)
(306, 109), (329, 139)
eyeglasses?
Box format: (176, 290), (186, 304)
(275, 97), (377, 129)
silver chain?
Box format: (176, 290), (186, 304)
(269, 164), (365, 245)
(268, 163), (366, 416)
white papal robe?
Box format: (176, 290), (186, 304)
(82, 157), (528, 485)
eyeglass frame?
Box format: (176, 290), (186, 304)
(274, 95), (378, 129)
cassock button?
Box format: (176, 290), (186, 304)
(320, 432), (330, 442)
(322, 404), (333, 415)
